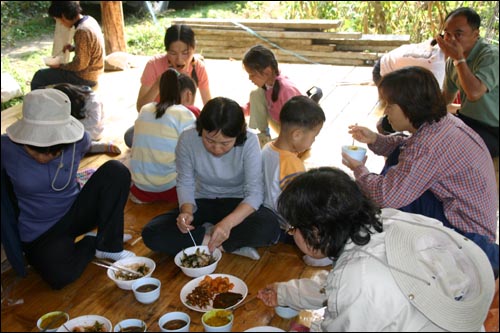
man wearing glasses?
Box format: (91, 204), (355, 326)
(436, 7), (499, 159)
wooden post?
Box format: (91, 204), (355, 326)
(100, 1), (126, 54)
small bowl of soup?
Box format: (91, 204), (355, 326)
(202, 309), (234, 332)
(342, 145), (367, 162)
(37, 311), (69, 332)
(275, 305), (299, 319)
(132, 277), (161, 304)
(158, 312), (190, 332)
(113, 318), (147, 332)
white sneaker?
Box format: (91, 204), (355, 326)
(303, 255), (333, 267)
(231, 247), (260, 260)
(95, 249), (136, 261)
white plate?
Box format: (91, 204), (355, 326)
(180, 273), (248, 312)
(56, 315), (112, 332)
(244, 326), (285, 332)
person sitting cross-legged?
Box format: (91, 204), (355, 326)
(1, 89), (134, 290)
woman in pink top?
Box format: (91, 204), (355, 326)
(243, 45), (302, 146)
(125, 24), (211, 147)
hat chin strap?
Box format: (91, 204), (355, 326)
(51, 143), (76, 191)
(357, 248), (431, 286)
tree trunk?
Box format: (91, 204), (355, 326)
(100, 1), (126, 54)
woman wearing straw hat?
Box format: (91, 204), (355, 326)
(1, 89), (134, 289)
(258, 167), (495, 332)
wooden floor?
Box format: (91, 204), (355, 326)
(1, 57), (387, 332)
(22, 52), (500, 332)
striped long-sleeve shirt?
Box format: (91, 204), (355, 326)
(130, 103), (196, 192)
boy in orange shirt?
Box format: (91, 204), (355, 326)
(261, 96), (329, 266)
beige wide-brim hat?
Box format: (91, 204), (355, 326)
(386, 218), (495, 332)
(7, 89), (84, 147)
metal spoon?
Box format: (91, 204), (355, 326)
(351, 122), (358, 147)
(183, 217), (197, 247)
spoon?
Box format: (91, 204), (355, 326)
(183, 217), (197, 247)
(351, 122), (358, 148)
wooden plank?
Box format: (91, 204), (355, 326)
(1, 103), (22, 134)
(200, 51), (368, 66)
(316, 34), (410, 46)
(191, 28), (357, 40)
(175, 23), (286, 32)
(197, 41), (335, 53)
(172, 18), (343, 30)
(196, 37), (313, 47)
(200, 47), (377, 61)
(334, 44), (399, 52)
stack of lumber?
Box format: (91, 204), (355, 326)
(172, 18), (410, 66)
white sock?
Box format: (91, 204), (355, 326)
(231, 247), (260, 260)
(95, 249), (136, 261)
(302, 255), (333, 267)
(85, 232), (132, 243)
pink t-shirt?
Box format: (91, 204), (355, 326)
(140, 54), (209, 102)
(265, 74), (302, 123)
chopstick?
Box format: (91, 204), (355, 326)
(231, 293), (258, 311)
(95, 259), (144, 277)
(92, 260), (143, 278)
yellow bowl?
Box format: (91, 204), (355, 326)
(37, 311), (69, 332)
(202, 309), (234, 332)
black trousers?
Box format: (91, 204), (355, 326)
(30, 68), (97, 90)
(22, 160), (131, 289)
(457, 112), (499, 158)
(142, 198), (281, 256)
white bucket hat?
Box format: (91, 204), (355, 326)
(386, 219), (495, 332)
(6, 89), (84, 147)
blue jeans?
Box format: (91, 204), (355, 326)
(31, 68), (97, 90)
(382, 146), (499, 275)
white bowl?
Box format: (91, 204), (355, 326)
(274, 305), (299, 319)
(106, 256), (156, 290)
(43, 55), (63, 66)
(202, 309), (234, 332)
(158, 311), (191, 332)
(37, 311), (69, 332)
(342, 145), (367, 162)
(56, 315), (112, 332)
(113, 318), (147, 332)
(174, 245), (222, 278)
(132, 277), (161, 304)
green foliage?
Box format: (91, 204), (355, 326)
(279, 1), (498, 43)
(1, 1), (53, 48)
(1, 1), (498, 110)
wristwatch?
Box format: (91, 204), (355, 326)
(453, 58), (466, 67)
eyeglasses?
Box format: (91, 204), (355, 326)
(285, 225), (297, 236)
